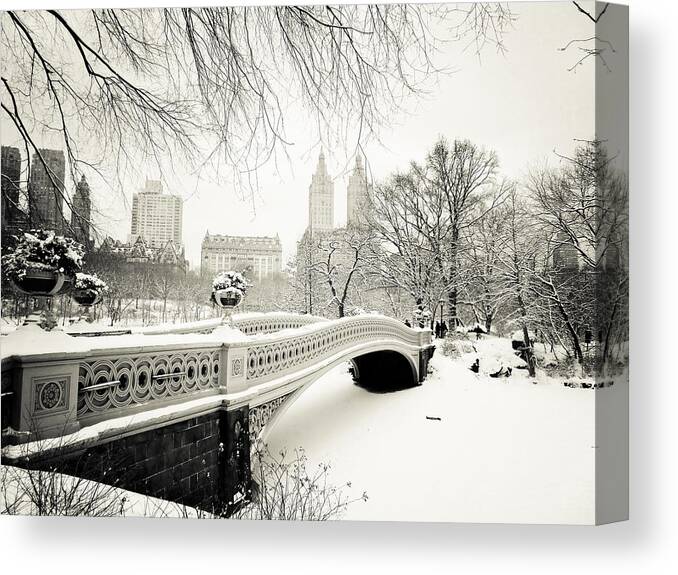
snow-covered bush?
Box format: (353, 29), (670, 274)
(74, 272), (108, 293)
(212, 271), (249, 296)
(441, 336), (476, 358)
(1, 230), (84, 281)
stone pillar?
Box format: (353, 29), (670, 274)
(418, 345), (436, 383)
(219, 405), (251, 516)
(9, 357), (81, 441)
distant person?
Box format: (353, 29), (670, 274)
(441, 321), (448, 339)
(470, 358), (480, 373)
(404, 319), (412, 328)
(435, 321), (441, 338)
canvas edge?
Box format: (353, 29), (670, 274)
(594, 1), (630, 526)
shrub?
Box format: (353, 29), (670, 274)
(233, 444), (367, 521)
(440, 333), (476, 358)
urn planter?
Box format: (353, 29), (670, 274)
(72, 288), (102, 307)
(12, 268), (68, 297)
(213, 288), (243, 310)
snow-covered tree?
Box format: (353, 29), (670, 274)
(526, 140), (628, 373)
(306, 228), (376, 318)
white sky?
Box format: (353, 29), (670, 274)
(0, 1), (621, 270)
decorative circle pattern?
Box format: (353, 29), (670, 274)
(249, 394), (290, 444)
(232, 357), (243, 377)
(39, 381), (63, 410)
(77, 348), (220, 418)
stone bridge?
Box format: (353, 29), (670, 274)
(1, 313), (434, 512)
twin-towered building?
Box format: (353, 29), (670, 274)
(201, 150), (370, 281)
(307, 150), (371, 235)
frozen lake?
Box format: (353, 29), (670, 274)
(265, 346), (611, 524)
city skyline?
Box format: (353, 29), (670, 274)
(0, 3), (597, 271)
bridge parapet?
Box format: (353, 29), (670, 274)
(1, 316), (432, 444)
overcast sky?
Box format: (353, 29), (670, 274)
(1, 1), (625, 270)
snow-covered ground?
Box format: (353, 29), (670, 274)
(265, 337), (625, 524)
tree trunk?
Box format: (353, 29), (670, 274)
(516, 290), (536, 377)
(447, 287), (458, 328)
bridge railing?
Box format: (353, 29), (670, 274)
(240, 315), (431, 387)
(65, 312), (328, 338)
(1, 315), (431, 442)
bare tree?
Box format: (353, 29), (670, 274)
(559, 2), (615, 73)
(527, 140), (628, 373)
(418, 138), (508, 327)
(306, 227), (375, 318)
(1, 5), (514, 241)
(461, 188), (512, 333)
(367, 171), (449, 317)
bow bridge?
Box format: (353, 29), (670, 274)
(1, 313), (434, 512)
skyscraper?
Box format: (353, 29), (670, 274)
(1, 146), (25, 246)
(130, 179), (183, 248)
(346, 155), (370, 227)
(71, 174), (91, 246)
(28, 149), (65, 232)
(1, 146), (21, 224)
(307, 150), (334, 233)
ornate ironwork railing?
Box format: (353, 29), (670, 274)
(76, 347), (221, 420)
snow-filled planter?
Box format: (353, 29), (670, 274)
(2, 230), (84, 296)
(413, 305), (432, 329)
(72, 273), (108, 306)
(211, 271), (249, 310)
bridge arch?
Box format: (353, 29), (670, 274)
(252, 339), (421, 447)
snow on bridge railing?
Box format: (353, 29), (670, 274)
(230, 312), (328, 335)
(64, 312), (328, 338)
(0, 315), (431, 442)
